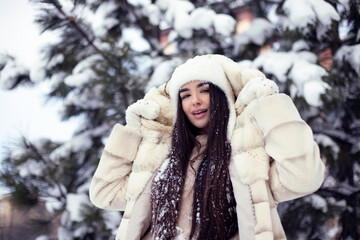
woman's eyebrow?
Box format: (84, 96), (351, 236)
(179, 88), (189, 93)
(197, 82), (209, 88)
(179, 82), (209, 93)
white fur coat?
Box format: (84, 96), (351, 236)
(90, 60), (325, 240)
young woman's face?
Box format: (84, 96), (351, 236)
(179, 80), (210, 132)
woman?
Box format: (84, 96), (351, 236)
(150, 79), (238, 240)
(89, 55), (325, 240)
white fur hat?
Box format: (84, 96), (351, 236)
(168, 55), (236, 140)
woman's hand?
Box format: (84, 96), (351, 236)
(125, 99), (160, 133)
(237, 76), (279, 106)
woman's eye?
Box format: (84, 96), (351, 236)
(201, 89), (209, 93)
(181, 94), (190, 100)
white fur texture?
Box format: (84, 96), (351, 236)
(117, 218), (130, 240)
(206, 54), (245, 95)
(144, 84), (174, 126)
(238, 77), (279, 105)
(250, 180), (270, 203)
(104, 124), (141, 161)
(125, 87), (173, 201)
(255, 231), (275, 240)
(254, 202), (272, 233)
(232, 147), (270, 185)
(126, 171), (153, 200)
(125, 99), (160, 131)
(240, 69), (266, 88)
(235, 77), (279, 116)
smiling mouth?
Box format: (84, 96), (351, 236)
(192, 109), (207, 119)
(193, 110), (207, 115)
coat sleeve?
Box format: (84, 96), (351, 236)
(252, 93), (325, 203)
(89, 123), (142, 211)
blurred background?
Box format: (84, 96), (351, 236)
(0, 0), (359, 239)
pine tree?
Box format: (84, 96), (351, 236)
(1, 0), (149, 238)
(259, 1), (360, 239)
(0, 0), (359, 239)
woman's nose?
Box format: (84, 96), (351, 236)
(192, 94), (201, 105)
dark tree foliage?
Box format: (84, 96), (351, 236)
(0, 0), (359, 239)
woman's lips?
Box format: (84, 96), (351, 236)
(192, 109), (207, 119)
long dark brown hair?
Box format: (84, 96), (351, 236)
(150, 83), (238, 239)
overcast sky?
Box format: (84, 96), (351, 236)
(0, 0), (79, 193)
